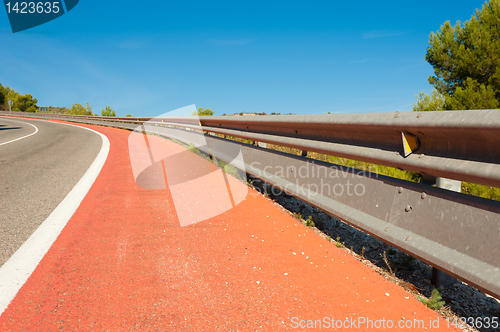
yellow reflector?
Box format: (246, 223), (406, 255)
(402, 132), (419, 157)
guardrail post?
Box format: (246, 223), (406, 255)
(422, 176), (460, 288)
(257, 142), (267, 148)
(436, 177), (462, 192)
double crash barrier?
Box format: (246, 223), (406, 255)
(1, 109), (499, 299)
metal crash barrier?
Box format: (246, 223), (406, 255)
(2, 109), (499, 299)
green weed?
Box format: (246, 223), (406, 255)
(305, 216), (315, 227)
(419, 288), (445, 310)
(335, 236), (344, 248)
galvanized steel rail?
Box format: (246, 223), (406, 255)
(1, 110), (500, 299)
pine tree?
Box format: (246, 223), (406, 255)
(425, 0), (500, 110)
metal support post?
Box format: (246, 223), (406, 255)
(422, 176), (461, 288)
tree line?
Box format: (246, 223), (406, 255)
(0, 84), (117, 116)
(64, 103), (116, 116)
(413, 0), (500, 111)
(0, 84), (38, 113)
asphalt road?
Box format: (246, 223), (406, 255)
(0, 117), (102, 267)
(0, 125), (457, 331)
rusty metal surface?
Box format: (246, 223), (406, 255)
(195, 109), (500, 188)
(3, 109), (500, 188)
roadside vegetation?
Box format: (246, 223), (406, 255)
(410, 0), (500, 201)
(414, 0), (500, 112)
(0, 83), (115, 117)
(0, 83), (38, 112)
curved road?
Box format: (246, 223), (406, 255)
(0, 117), (102, 267)
(0, 120), (459, 331)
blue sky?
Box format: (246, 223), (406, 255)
(0, 1), (488, 117)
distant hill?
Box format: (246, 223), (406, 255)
(44, 106), (69, 114)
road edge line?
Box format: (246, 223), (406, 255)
(0, 119), (39, 146)
(0, 123), (110, 315)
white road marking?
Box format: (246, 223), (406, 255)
(0, 119), (39, 146)
(0, 121), (110, 315)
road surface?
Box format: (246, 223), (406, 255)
(0, 117), (101, 267)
